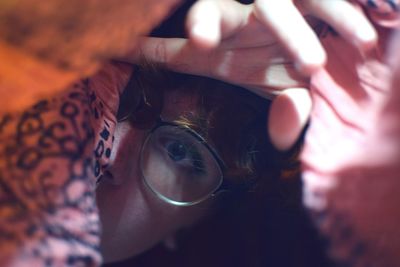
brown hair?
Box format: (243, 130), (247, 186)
(112, 62), (313, 267)
(117, 61), (300, 198)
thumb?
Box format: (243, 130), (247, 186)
(268, 88), (312, 151)
(186, 0), (251, 49)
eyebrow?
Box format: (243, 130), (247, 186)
(171, 112), (209, 141)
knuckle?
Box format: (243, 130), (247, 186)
(154, 39), (168, 64)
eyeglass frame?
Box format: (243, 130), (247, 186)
(118, 105), (231, 206)
(139, 117), (231, 206)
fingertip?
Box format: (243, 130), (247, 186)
(253, 0), (327, 75)
(188, 22), (220, 50)
(306, 0), (378, 54)
(295, 60), (324, 77)
(295, 45), (327, 76)
(186, 0), (222, 50)
(354, 25), (378, 51)
(268, 88), (312, 151)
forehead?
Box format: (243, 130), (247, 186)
(161, 89), (199, 121)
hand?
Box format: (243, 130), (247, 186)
(301, 29), (400, 266)
(188, 0), (378, 150)
(122, 0), (376, 150)
(186, 0), (377, 74)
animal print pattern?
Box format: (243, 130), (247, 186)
(0, 80), (115, 266)
(87, 82), (115, 181)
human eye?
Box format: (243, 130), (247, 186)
(163, 139), (207, 176)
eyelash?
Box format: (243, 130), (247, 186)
(165, 140), (207, 176)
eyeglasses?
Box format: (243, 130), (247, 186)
(116, 70), (229, 206)
(138, 118), (227, 206)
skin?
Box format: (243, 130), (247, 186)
(124, 0), (378, 150)
(2, 1), (398, 266)
(301, 29), (400, 266)
(96, 90), (212, 263)
(0, 62), (213, 266)
(136, 1), (400, 265)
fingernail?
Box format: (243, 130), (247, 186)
(190, 21), (219, 49)
(296, 48), (326, 75)
(191, 22), (209, 40)
(297, 42), (326, 74)
(356, 25), (377, 44)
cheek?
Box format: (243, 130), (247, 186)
(96, 125), (150, 254)
(97, 175), (210, 262)
(97, 179), (197, 262)
(96, 123), (211, 261)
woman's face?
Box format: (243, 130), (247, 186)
(96, 90), (211, 263)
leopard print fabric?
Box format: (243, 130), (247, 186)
(0, 71), (121, 266)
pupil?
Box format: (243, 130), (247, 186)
(167, 141), (187, 161)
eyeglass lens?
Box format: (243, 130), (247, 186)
(140, 125), (223, 204)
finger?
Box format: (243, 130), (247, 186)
(186, 0), (251, 49)
(120, 37), (198, 72)
(120, 37), (308, 97)
(240, 63), (308, 99)
(254, 0), (326, 75)
(121, 37), (186, 65)
(268, 88), (312, 150)
(303, 0), (377, 51)
(207, 45), (308, 97)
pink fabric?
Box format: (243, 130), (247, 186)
(301, 1), (400, 266)
(0, 63), (131, 266)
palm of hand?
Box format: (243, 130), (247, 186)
(301, 32), (400, 267)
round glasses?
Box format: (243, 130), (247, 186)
(139, 119), (226, 206)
